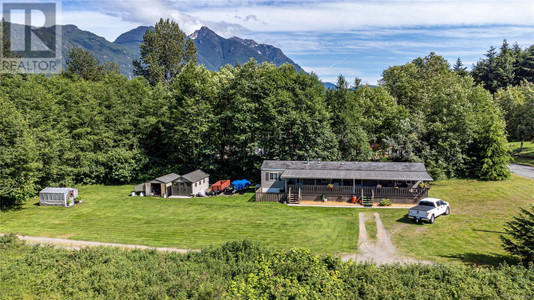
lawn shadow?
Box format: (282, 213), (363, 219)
(440, 252), (519, 267)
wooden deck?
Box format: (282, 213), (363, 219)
(255, 185), (429, 204)
(287, 185), (428, 204)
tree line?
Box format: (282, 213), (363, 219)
(1, 19), (531, 207)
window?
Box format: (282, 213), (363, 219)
(269, 172), (279, 181)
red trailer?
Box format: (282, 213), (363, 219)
(211, 180), (231, 192)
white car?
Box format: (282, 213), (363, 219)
(408, 198), (450, 224)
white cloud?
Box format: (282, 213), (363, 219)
(189, 1), (534, 32)
(90, 0), (249, 37)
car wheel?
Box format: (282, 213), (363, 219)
(445, 207), (450, 215)
(428, 215), (435, 224)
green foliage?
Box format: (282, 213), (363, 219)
(495, 82), (534, 144)
(472, 40), (534, 93)
(1, 18), (11, 58)
(1, 236), (532, 299)
(379, 198), (392, 206)
(501, 205), (534, 265)
(381, 52), (510, 180)
(64, 47), (120, 81)
(0, 52), (516, 206)
(133, 18), (197, 85)
(0, 97), (40, 208)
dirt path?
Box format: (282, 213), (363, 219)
(1, 234), (199, 253)
(341, 213), (427, 265)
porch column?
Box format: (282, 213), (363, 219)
(352, 179), (355, 194)
(285, 179), (287, 193)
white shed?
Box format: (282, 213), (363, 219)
(39, 187), (78, 207)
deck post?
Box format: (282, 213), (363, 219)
(352, 179), (355, 194)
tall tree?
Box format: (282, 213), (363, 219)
(495, 82), (534, 151)
(453, 58), (468, 77)
(0, 97), (40, 208)
(133, 19), (197, 85)
(325, 75), (369, 161)
(64, 48), (120, 81)
(1, 18), (10, 58)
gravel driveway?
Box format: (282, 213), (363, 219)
(341, 213), (428, 265)
(509, 163), (534, 180)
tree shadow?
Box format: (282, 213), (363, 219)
(440, 252), (519, 267)
(472, 229), (507, 234)
(0, 203), (25, 212)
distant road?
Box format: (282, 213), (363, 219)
(509, 163), (534, 180)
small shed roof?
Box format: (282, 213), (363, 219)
(40, 187), (76, 194)
(155, 173), (180, 183)
(177, 170), (209, 183)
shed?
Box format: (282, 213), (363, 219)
(39, 187), (78, 207)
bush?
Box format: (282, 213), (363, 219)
(379, 198), (392, 206)
(1, 237), (532, 299)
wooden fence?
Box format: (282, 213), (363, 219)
(255, 191), (286, 202)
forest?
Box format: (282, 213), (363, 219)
(1, 18), (533, 208)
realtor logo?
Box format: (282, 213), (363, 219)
(1, 1), (62, 74)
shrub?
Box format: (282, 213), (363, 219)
(379, 198), (392, 206)
(501, 205), (534, 265)
(0, 237), (532, 299)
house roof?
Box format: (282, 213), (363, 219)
(262, 160), (433, 181)
(155, 173), (180, 183)
(175, 170), (209, 183)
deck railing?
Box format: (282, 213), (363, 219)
(287, 185), (428, 198)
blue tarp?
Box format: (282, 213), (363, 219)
(232, 179), (251, 191)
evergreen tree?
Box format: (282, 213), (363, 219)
(501, 205), (534, 265)
(453, 58), (468, 77)
(133, 19), (197, 85)
(325, 75), (369, 161)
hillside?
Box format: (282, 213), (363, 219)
(7, 22), (304, 76)
(114, 25), (304, 72)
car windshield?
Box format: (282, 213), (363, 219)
(418, 201), (435, 207)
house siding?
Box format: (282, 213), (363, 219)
(261, 170), (285, 193)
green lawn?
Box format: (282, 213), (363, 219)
(1, 175), (533, 266)
(0, 186), (358, 253)
(380, 175), (534, 266)
(509, 141), (534, 167)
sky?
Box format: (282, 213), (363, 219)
(21, 0), (534, 84)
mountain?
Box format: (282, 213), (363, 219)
(114, 25), (304, 73)
(113, 26), (154, 57)
(7, 22), (303, 77)
(7, 23), (139, 77)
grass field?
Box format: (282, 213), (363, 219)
(0, 187), (359, 253)
(380, 175), (534, 266)
(509, 141), (534, 167)
(1, 175), (533, 266)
